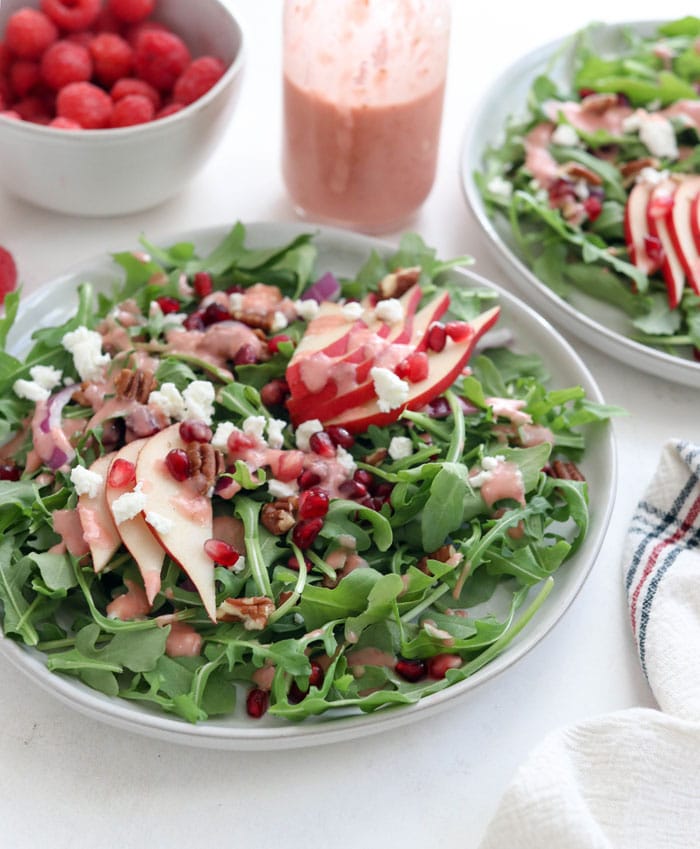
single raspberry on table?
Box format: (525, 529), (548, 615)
(41, 40), (93, 90)
(0, 247), (18, 306)
(41, 0), (101, 33)
(56, 80), (113, 128)
(110, 76), (160, 109)
(108, 0), (155, 24)
(9, 59), (41, 98)
(109, 92), (154, 127)
(133, 29), (191, 91)
(173, 56), (226, 105)
(89, 33), (133, 86)
(5, 9), (58, 60)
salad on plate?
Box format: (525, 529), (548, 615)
(477, 16), (700, 360)
(0, 223), (617, 724)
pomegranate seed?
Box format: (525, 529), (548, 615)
(298, 487), (330, 520)
(548, 177), (576, 205)
(584, 195), (603, 222)
(361, 495), (385, 511)
(271, 450), (305, 482)
(578, 87), (596, 98)
(193, 271), (213, 298)
(427, 322), (447, 352)
(214, 474), (236, 497)
(268, 334), (292, 354)
(325, 425), (355, 449)
(107, 458), (136, 489)
(155, 295), (181, 314)
(298, 469), (322, 490)
(226, 284), (245, 295)
(292, 517), (324, 549)
(227, 430), (257, 454)
(165, 448), (190, 481)
(643, 234), (665, 264)
(202, 302), (230, 326)
(203, 538), (240, 568)
(260, 378), (289, 407)
(288, 660), (324, 703)
(246, 687), (269, 718)
(353, 469), (374, 489)
(287, 554), (312, 572)
(179, 420), (212, 443)
(339, 479), (367, 500)
(374, 482), (394, 500)
(395, 658), (426, 682)
(426, 653), (462, 679)
(395, 350), (429, 382)
(233, 344), (258, 366)
(309, 431), (336, 458)
(183, 312), (204, 331)
(445, 321), (472, 342)
(0, 462), (21, 481)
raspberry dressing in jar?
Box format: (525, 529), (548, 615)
(282, 0), (451, 234)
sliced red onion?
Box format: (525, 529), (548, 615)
(32, 385), (77, 469)
(301, 271), (341, 304)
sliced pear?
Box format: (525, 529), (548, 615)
(668, 175), (700, 296)
(624, 180), (658, 276)
(77, 452), (121, 573)
(134, 424), (217, 621)
(647, 178), (685, 309)
(105, 439), (165, 606)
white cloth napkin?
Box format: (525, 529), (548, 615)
(478, 440), (700, 849)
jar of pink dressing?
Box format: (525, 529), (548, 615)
(282, 0), (451, 234)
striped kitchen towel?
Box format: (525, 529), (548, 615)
(477, 440), (700, 849)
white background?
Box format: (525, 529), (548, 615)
(1, 2), (697, 847)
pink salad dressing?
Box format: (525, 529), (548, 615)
(51, 509), (90, 557)
(165, 621), (203, 658)
(106, 579), (150, 620)
(165, 321), (263, 371)
(480, 461), (526, 509)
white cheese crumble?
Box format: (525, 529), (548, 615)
(469, 454), (506, 488)
(242, 415), (267, 443)
(486, 175), (513, 198)
(70, 464), (103, 498)
(341, 301), (364, 321)
(295, 298), (321, 321)
(374, 298), (404, 324)
(229, 292), (244, 312)
(111, 482), (147, 524)
(145, 511), (174, 535)
(29, 365), (63, 391)
(267, 478), (298, 499)
(61, 326), (111, 382)
(482, 454), (506, 471)
(148, 382), (186, 420)
(13, 378), (50, 402)
(370, 366), (409, 413)
(267, 418), (286, 450)
(295, 418), (323, 452)
(639, 116), (678, 160)
(550, 123), (580, 147)
(335, 445), (357, 475)
(270, 311), (289, 332)
(636, 166), (668, 186)
(388, 436), (414, 460)
(212, 421), (236, 450)
(182, 380), (215, 424)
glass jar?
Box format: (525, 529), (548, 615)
(282, 0), (451, 234)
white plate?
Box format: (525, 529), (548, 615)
(0, 221), (616, 750)
(461, 19), (700, 389)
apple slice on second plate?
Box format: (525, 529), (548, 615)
(670, 175), (700, 295)
(647, 178), (686, 309)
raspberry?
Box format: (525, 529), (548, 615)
(0, 110), (21, 120)
(108, 0), (155, 25)
(124, 20), (168, 49)
(133, 29), (191, 91)
(41, 41), (92, 90)
(155, 101), (183, 120)
(49, 115), (81, 128)
(0, 44), (13, 75)
(5, 9), (58, 60)
(9, 60), (41, 98)
(56, 81), (112, 128)
(109, 92), (154, 126)
(41, 0), (101, 33)
(14, 94), (52, 123)
(173, 56), (226, 105)
(89, 33), (133, 87)
(0, 246), (18, 305)
(110, 76), (160, 109)
(92, 6), (122, 33)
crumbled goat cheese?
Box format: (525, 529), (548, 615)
(29, 365), (63, 391)
(341, 301), (364, 321)
(481, 454), (506, 471)
(335, 445), (357, 475)
(70, 464), (103, 498)
(370, 367), (409, 413)
(295, 299), (321, 321)
(271, 311), (289, 332)
(13, 378), (50, 402)
(111, 483), (147, 524)
(145, 511), (174, 535)
(470, 454), (506, 488)
(551, 123), (580, 147)
(267, 478), (299, 499)
(374, 298), (404, 324)
(267, 418), (286, 450)
(295, 418), (323, 451)
(388, 436), (414, 460)
(61, 326), (111, 382)
(182, 380), (215, 424)
(639, 116), (678, 160)
(486, 175), (513, 198)
(212, 421), (236, 450)
(574, 180), (590, 200)
(229, 292), (244, 312)
(636, 166), (668, 186)
(242, 415), (267, 443)
(148, 382), (186, 420)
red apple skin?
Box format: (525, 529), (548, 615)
(624, 180), (659, 276)
(647, 178), (685, 309)
(319, 306), (501, 434)
(669, 175), (700, 296)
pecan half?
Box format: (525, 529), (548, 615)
(377, 266), (421, 300)
(362, 447), (388, 466)
(185, 442), (225, 495)
(216, 596), (275, 630)
(261, 497), (298, 535)
(580, 92), (619, 114)
(549, 460), (586, 482)
(417, 544), (460, 575)
(114, 367), (157, 404)
(620, 156), (662, 187)
(559, 161), (603, 186)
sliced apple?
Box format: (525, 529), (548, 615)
(670, 175), (700, 296)
(105, 439), (165, 606)
(134, 424), (217, 621)
(624, 180), (659, 277)
(647, 178), (685, 309)
(321, 306), (501, 433)
(77, 452), (121, 574)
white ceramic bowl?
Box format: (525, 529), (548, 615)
(0, 0), (245, 216)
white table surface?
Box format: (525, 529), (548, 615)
(1, 2), (696, 847)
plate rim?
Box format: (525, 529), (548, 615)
(0, 220), (617, 749)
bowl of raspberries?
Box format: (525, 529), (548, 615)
(0, 0), (245, 215)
